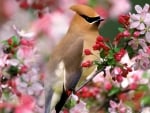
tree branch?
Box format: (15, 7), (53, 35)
(75, 66), (106, 92)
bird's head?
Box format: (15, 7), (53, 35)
(69, 4), (104, 31)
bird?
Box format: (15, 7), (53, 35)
(44, 4), (104, 113)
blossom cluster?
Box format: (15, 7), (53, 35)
(0, 28), (44, 113)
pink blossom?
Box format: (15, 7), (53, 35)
(31, 11), (70, 42)
(17, 38), (35, 59)
(109, 100), (131, 113)
(128, 38), (148, 51)
(104, 81), (112, 90)
(0, 54), (8, 67)
(133, 31), (140, 37)
(12, 25), (35, 39)
(123, 30), (130, 37)
(130, 4), (150, 31)
(130, 13), (146, 30)
(30, 13), (51, 36)
(138, 39), (148, 51)
(141, 107), (150, 113)
(112, 67), (122, 75)
(76, 0), (88, 4)
(70, 101), (88, 113)
(16, 39), (40, 68)
(135, 4), (149, 14)
(93, 67), (111, 83)
(128, 39), (139, 50)
(134, 49), (150, 70)
(109, 0), (131, 18)
(14, 95), (35, 113)
(95, 7), (109, 19)
(0, 0), (17, 25)
(16, 68), (43, 96)
(93, 72), (105, 83)
(145, 28), (150, 43)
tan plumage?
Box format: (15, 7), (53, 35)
(45, 4), (103, 113)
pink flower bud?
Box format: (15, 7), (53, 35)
(20, 65), (28, 74)
(116, 75), (123, 82)
(114, 48), (126, 61)
(104, 82), (112, 90)
(123, 30), (130, 37)
(129, 83), (137, 90)
(133, 31), (140, 38)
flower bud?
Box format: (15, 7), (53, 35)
(84, 49), (92, 55)
(133, 31), (140, 38)
(81, 60), (93, 67)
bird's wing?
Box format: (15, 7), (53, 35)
(63, 37), (83, 90)
(54, 37), (83, 113)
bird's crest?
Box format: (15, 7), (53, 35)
(70, 4), (99, 18)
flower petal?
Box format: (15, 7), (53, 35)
(110, 100), (118, 108)
(137, 23), (145, 30)
(145, 32), (150, 43)
(130, 14), (140, 20)
(130, 21), (140, 29)
(144, 13), (150, 25)
(135, 5), (142, 13)
(140, 30), (146, 34)
(143, 4), (150, 13)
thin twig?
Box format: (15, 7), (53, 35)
(75, 67), (106, 92)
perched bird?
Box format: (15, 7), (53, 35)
(45, 4), (104, 113)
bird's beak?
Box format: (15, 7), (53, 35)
(97, 17), (104, 23)
(100, 18), (104, 22)
(94, 17), (104, 25)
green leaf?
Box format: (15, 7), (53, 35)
(142, 72), (150, 78)
(108, 87), (121, 97)
(125, 101), (135, 110)
(118, 27), (125, 32)
(7, 65), (19, 77)
(107, 50), (114, 59)
(126, 45), (135, 58)
(100, 50), (106, 58)
(107, 58), (116, 66)
(1, 40), (8, 45)
(2, 88), (10, 99)
(137, 84), (149, 91)
(11, 36), (20, 46)
(97, 64), (104, 70)
(88, 0), (98, 7)
(64, 98), (76, 109)
(113, 47), (120, 53)
(141, 96), (150, 106)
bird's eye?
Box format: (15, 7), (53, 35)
(80, 14), (103, 24)
(85, 17), (90, 21)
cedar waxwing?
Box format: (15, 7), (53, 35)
(45, 4), (104, 113)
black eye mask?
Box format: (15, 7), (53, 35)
(80, 14), (104, 23)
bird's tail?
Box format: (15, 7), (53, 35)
(45, 88), (53, 113)
(55, 87), (69, 113)
(45, 87), (69, 113)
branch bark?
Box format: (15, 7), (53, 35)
(75, 66), (106, 92)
